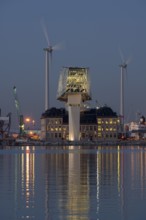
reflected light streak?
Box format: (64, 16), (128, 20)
(117, 146), (121, 194)
(96, 152), (100, 214)
(26, 146), (30, 191)
(140, 149), (144, 197)
(21, 153), (25, 192)
(67, 145), (89, 218)
(21, 146), (35, 214)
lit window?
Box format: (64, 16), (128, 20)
(47, 126), (50, 131)
(109, 119), (113, 124)
(98, 119), (101, 124)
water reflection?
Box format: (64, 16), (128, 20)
(67, 146), (89, 220)
(16, 146), (35, 219)
(0, 146), (146, 219)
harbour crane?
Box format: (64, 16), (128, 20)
(13, 86), (24, 136)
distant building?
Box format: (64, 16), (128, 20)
(127, 115), (146, 139)
(41, 106), (120, 141)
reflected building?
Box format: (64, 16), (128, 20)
(67, 146), (89, 218)
(1, 146), (146, 219)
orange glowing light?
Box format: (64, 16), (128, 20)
(25, 118), (31, 122)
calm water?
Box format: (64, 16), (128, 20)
(0, 145), (146, 220)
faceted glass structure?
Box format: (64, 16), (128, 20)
(57, 67), (91, 102)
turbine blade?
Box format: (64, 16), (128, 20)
(119, 47), (125, 63)
(124, 67), (129, 95)
(125, 55), (132, 65)
(40, 18), (50, 46)
(125, 66), (128, 81)
(52, 42), (63, 51)
(49, 51), (53, 76)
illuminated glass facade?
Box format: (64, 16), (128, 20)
(57, 67), (91, 102)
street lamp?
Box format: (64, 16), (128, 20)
(32, 120), (35, 127)
(25, 117), (31, 130)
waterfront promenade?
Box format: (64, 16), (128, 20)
(1, 138), (146, 147)
(46, 139), (146, 146)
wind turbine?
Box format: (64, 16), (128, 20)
(119, 49), (131, 132)
(41, 19), (61, 111)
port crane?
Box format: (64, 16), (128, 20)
(13, 86), (24, 136)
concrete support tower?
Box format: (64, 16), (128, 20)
(57, 67), (91, 141)
(68, 94), (81, 141)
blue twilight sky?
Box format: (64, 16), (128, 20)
(0, 0), (146, 129)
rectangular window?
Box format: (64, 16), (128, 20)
(59, 133), (61, 138)
(98, 119), (101, 124)
(55, 133), (57, 138)
(51, 133), (53, 138)
(109, 119), (113, 124)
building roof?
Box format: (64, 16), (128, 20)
(41, 108), (68, 123)
(96, 106), (117, 117)
(41, 107), (67, 117)
(41, 106), (118, 124)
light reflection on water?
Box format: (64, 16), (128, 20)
(0, 145), (146, 219)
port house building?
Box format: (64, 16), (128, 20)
(41, 106), (120, 141)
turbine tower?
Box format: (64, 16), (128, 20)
(43, 46), (52, 111)
(119, 62), (127, 130)
(119, 50), (131, 132)
(41, 19), (60, 111)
